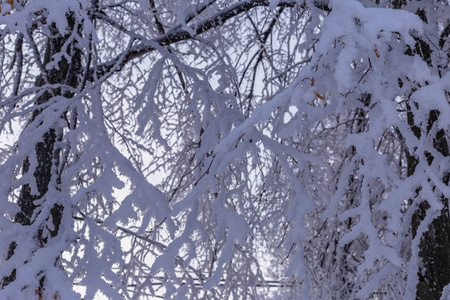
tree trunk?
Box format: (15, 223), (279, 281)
(414, 110), (450, 300)
(2, 13), (81, 294)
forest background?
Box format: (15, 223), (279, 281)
(0, 0), (449, 299)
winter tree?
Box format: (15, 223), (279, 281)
(0, 0), (448, 299)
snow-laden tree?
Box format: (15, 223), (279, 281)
(0, 0), (448, 299)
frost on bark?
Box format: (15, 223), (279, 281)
(2, 12), (81, 297)
(0, 0), (449, 299)
(412, 109), (450, 300)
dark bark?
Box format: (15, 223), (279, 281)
(1, 12), (82, 291)
(399, 6), (450, 296)
(414, 110), (450, 300)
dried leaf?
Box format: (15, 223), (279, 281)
(373, 44), (380, 58)
(315, 91), (325, 100)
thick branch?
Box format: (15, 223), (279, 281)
(94, 0), (298, 79)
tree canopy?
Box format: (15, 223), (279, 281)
(0, 0), (449, 299)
